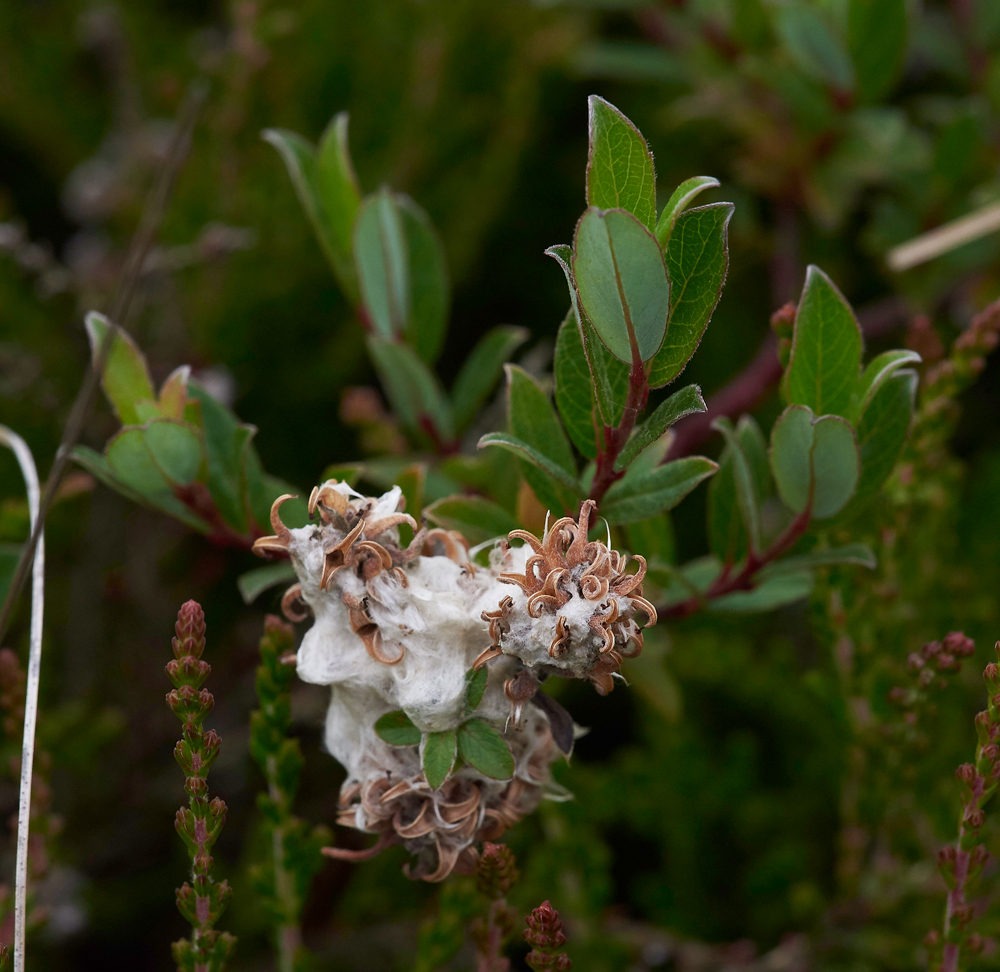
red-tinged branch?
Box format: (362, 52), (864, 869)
(590, 353), (649, 508)
(667, 297), (909, 461)
(660, 506), (812, 619)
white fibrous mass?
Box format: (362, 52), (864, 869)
(253, 481), (657, 881)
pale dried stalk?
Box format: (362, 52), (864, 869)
(0, 427), (45, 972)
(887, 201), (1000, 272)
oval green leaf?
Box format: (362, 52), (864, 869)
(422, 729), (457, 789)
(457, 719), (515, 781)
(574, 207), (670, 364)
(375, 710), (422, 747)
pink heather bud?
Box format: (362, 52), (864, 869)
(938, 845), (956, 866)
(264, 614), (294, 639)
(525, 901), (568, 950)
(986, 663), (1000, 684)
(942, 632), (975, 657)
(907, 653), (925, 670)
(970, 846), (990, 868)
(923, 641), (942, 658)
(983, 745), (1000, 762)
(966, 808), (985, 829)
(924, 929), (940, 947)
(476, 842), (519, 900)
(967, 933), (984, 955)
(936, 653), (957, 671)
(956, 763), (976, 784)
(173, 600), (207, 660)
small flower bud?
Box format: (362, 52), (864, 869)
(956, 763), (976, 785)
(907, 653), (925, 671)
(923, 640), (942, 658)
(944, 632), (975, 656)
(965, 808), (985, 829)
(525, 901), (568, 951)
(986, 663), (1000, 686)
(923, 929), (940, 947)
(938, 845), (956, 869)
(476, 842), (519, 900)
(967, 933), (984, 955)
(936, 653), (957, 671)
(982, 745), (999, 763)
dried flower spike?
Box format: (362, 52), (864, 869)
(166, 600), (236, 972)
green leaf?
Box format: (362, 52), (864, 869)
(367, 337), (454, 443)
(554, 310), (599, 459)
(574, 208), (670, 364)
(375, 711), (422, 747)
(478, 433), (581, 500)
(848, 0), (908, 102)
(647, 203), (733, 388)
(85, 312), (156, 426)
(465, 668), (489, 712)
(625, 515), (675, 564)
(711, 417), (762, 554)
(263, 125), (360, 302)
(758, 543), (876, 579)
(707, 415), (769, 565)
(775, 4), (855, 92)
(710, 570), (814, 613)
(422, 729), (457, 788)
(654, 176), (720, 247)
(849, 349), (921, 422)
(502, 364), (579, 513)
(396, 194), (449, 364)
(769, 405), (860, 519)
(545, 245), (628, 425)
(601, 456), (717, 524)
(188, 383), (255, 532)
(784, 265), (863, 419)
(315, 112), (362, 300)
(144, 418), (203, 486)
(456, 719), (514, 781)
(586, 95), (657, 232)
(616, 384), (706, 471)
(424, 495), (519, 545)
(355, 189), (409, 341)
(838, 370), (915, 518)
(451, 325), (528, 432)
(99, 431), (211, 532)
(237, 562), (298, 605)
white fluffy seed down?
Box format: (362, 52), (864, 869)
(258, 482), (655, 880)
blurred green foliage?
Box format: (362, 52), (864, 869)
(3, 0), (1000, 970)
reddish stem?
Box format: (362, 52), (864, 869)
(661, 506), (812, 619)
(589, 355), (649, 507)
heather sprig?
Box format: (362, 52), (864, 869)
(470, 843), (519, 972)
(248, 616), (329, 972)
(166, 600), (236, 972)
(523, 900), (571, 971)
(925, 637), (1000, 972)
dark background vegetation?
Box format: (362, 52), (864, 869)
(4, 0), (1000, 968)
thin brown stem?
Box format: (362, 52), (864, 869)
(0, 80), (207, 644)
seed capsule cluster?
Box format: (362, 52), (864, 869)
(252, 482), (655, 880)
